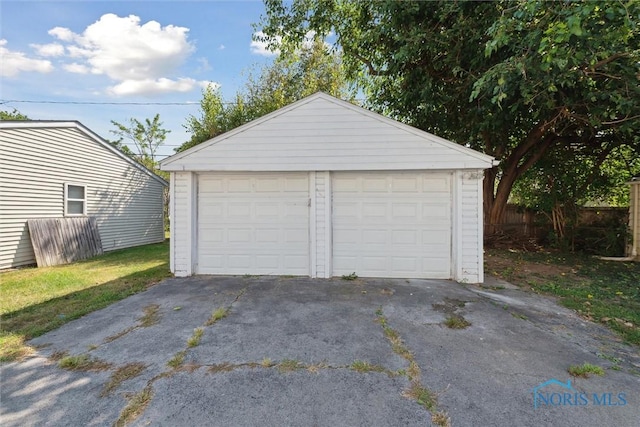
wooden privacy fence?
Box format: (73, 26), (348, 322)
(27, 217), (103, 267)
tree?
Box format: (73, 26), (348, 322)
(110, 114), (170, 170)
(0, 109), (29, 120)
(261, 0), (640, 233)
(178, 39), (351, 152)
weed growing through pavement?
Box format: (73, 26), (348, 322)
(443, 315), (472, 329)
(101, 363), (147, 397)
(376, 307), (449, 426)
(205, 307), (228, 326)
(138, 304), (161, 327)
(260, 357), (274, 368)
(58, 354), (111, 371)
(278, 359), (304, 373)
(187, 328), (204, 348)
(568, 362), (605, 378)
(208, 362), (235, 373)
(167, 351), (186, 369)
(350, 360), (386, 374)
(115, 385), (153, 427)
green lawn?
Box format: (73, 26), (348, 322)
(486, 249), (640, 346)
(0, 241), (170, 362)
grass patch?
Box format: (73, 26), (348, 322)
(114, 385), (153, 427)
(187, 328), (204, 348)
(443, 315), (472, 329)
(431, 411), (451, 427)
(58, 354), (111, 371)
(101, 362), (147, 397)
(350, 360), (386, 374)
(277, 359), (304, 373)
(486, 249), (640, 346)
(205, 307), (229, 326)
(341, 272), (358, 280)
(403, 381), (437, 411)
(568, 362), (605, 378)
(138, 304), (161, 327)
(260, 357), (274, 368)
(208, 362), (235, 373)
(306, 361), (328, 374)
(167, 351), (186, 369)
(0, 241), (169, 362)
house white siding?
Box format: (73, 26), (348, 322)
(0, 123), (167, 269)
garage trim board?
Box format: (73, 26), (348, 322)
(162, 92), (497, 283)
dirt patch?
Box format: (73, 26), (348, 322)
(484, 251), (578, 288)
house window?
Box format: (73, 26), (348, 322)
(65, 184), (86, 216)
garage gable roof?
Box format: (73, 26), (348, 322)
(161, 92), (496, 172)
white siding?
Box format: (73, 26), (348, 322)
(170, 172), (194, 276)
(162, 94), (495, 172)
(313, 171), (331, 278)
(458, 171), (484, 283)
(0, 125), (166, 269)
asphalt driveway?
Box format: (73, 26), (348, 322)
(1, 276), (638, 426)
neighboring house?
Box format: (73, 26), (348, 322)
(0, 121), (168, 269)
(630, 177), (640, 261)
(161, 92), (497, 283)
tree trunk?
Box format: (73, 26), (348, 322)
(483, 121), (558, 237)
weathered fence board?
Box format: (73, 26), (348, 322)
(27, 217), (103, 267)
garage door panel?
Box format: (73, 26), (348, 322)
(391, 177), (419, 192)
(363, 177), (388, 192)
(423, 176), (450, 191)
(227, 178), (252, 192)
(333, 171), (451, 278)
(285, 177), (309, 191)
(197, 173), (309, 275)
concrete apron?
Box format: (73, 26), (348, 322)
(1, 276), (638, 427)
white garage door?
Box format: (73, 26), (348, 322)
(197, 173), (309, 275)
(332, 171), (452, 278)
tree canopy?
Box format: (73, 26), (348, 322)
(110, 114), (169, 173)
(261, 0), (640, 230)
(178, 39), (351, 152)
(0, 109), (29, 120)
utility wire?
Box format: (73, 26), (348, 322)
(0, 99), (199, 106)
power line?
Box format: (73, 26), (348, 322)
(0, 99), (199, 106)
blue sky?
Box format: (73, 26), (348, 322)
(0, 1), (279, 158)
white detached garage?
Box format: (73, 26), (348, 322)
(161, 92), (496, 283)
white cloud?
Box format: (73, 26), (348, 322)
(196, 57), (212, 72)
(47, 13), (202, 96)
(63, 62), (90, 74)
(0, 39), (53, 77)
(107, 77), (215, 96)
(218, 44), (225, 50)
(48, 27), (76, 42)
(30, 42), (65, 57)
(250, 31), (281, 56)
